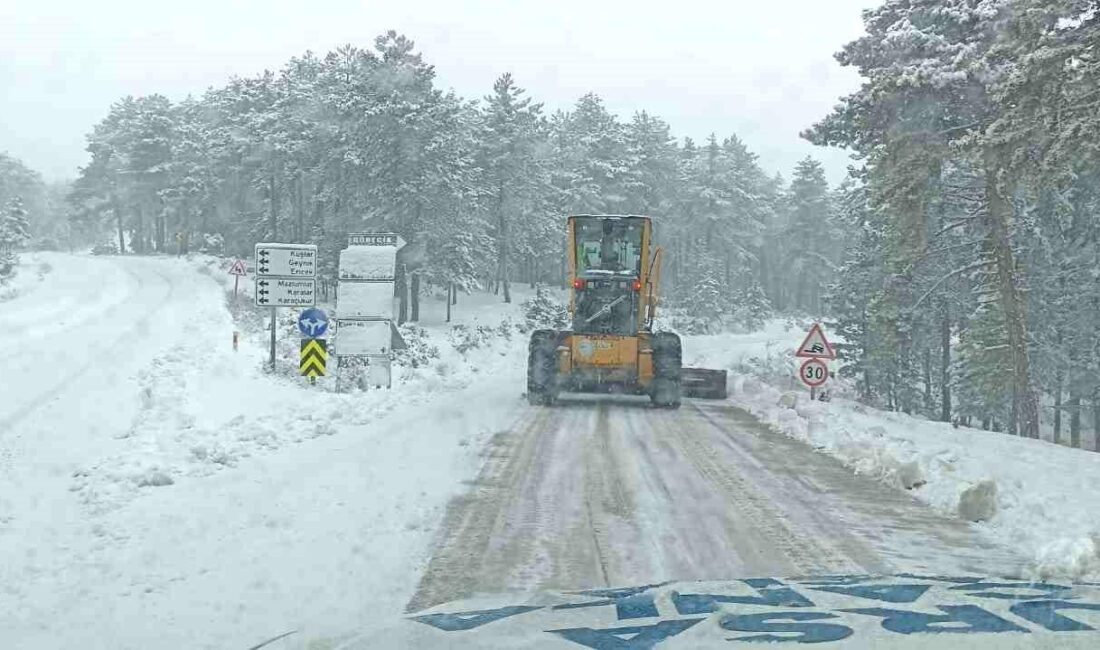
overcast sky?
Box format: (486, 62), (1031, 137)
(0, 0), (875, 185)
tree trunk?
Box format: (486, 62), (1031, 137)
(446, 282), (453, 323)
(984, 162), (1039, 438)
(1092, 390), (1100, 452)
(496, 187), (511, 304)
(113, 195), (126, 254)
(1053, 371), (1063, 445)
(1069, 391), (1081, 448)
(135, 204), (146, 254)
(396, 264), (408, 325)
(452, 283), (457, 305)
(940, 300), (952, 422)
(268, 171), (278, 240)
(923, 349), (932, 415)
(296, 175), (304, 243)
(410, 273), (420, 322)
(154, 212), (164, 253)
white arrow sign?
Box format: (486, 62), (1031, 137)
(255, 244), (317, 277)
(255, 277), (316, 307)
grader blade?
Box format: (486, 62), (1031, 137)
(681, 368), (727, 399)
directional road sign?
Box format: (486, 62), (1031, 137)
(255, 277), (316, 307)
(298, 307), (329, 339)
(254, 243), (317, 277)
(300, 339), (327, 378)
(796, 323), (837, 359)
(228, 259), (247, 276)
(347, 232), (407, 249)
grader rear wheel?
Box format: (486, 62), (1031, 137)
(527, 330), (560, 405)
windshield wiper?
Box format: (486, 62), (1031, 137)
(584, 294), (628, 324)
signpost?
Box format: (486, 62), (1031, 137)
(228, 259), (247, 301)
(796, 323), (837, 400)
(255, 243), (318, 372)
(228, 259), (247, 349)
(335, 233), (406, 389)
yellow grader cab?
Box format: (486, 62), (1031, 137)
(526, 215), (727, 407)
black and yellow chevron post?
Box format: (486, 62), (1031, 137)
(300, 338), (327, 378)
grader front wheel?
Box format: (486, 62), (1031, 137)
(650, 332), (682, 409)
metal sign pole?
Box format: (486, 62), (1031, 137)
(269, 306), (277, 372)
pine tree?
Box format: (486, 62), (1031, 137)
(780, 157), (834, 314)
(0, 197), (31, 250)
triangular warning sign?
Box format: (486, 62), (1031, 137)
(228, 259), (247, 276)
(796, 323), (836, 359)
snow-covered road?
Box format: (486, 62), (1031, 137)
(409, 398), (1020, 613)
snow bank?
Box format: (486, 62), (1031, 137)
(0, 251), (52, 301)
(688, 319), (1100, 583)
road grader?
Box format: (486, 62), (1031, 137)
(526, 215), (727, 408)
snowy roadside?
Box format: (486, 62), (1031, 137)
(4, 252), (540, 650)
(684, 320), (1100, 582)
(69, 254), (531, 515)
(0, 251), (53, 301)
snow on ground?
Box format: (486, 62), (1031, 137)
(0, 252), (537, 649)
(684, 319), (1100, 583)
(0, 251), (55, 302)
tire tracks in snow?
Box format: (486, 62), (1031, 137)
(664, 404), (864, 576)
(0, 261), (178, 473)
(407, 407), (557, 611)
(409, 396), (1019, 613)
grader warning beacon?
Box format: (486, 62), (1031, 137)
(526, 215), (727, 407)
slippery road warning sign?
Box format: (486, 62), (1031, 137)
(300, 339), (327, 378)
(796, 323), (837, 359)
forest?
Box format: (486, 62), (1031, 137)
(1, 0), (1096, 446)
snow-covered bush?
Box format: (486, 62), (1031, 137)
(91, 241), (118, 255)
(31, 236), (60, 251)
(0, 251), (15, 283)
(729, 282), (774, 331)
(448, 323), (498, 354)
(197, 233), (225, 255)
(663, 308), (715, 335)
(394, 324), (440, 369)
(521, 286), (568, 331)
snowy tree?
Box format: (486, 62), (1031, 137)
(478, 72), (551, 303)
(0, 197), (31, 251)
(778, 157), (835, 314)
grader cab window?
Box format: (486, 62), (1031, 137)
(574, 218), (643, 275)
(572, 218), (645, 335)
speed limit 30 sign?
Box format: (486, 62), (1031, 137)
(800, 358), (829, 388)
